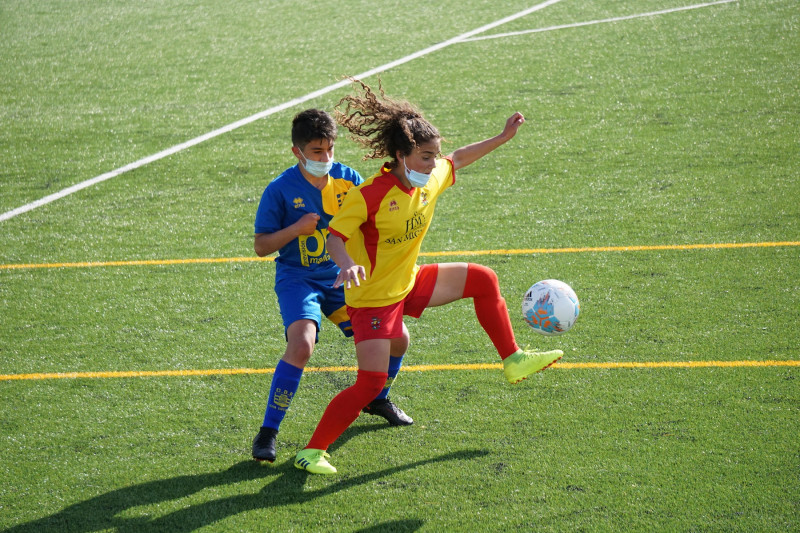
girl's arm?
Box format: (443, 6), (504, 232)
(327, 233), (367, 289)
(449, 112), (525, 171)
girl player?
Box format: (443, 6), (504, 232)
(294, 81), (563, 474)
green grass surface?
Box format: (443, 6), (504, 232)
(1, 0), (798, 531)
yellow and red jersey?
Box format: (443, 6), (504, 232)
(328, 157), (456, 308)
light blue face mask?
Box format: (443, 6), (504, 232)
(299, 152), (334, 178)
(403, 157), (431, 188)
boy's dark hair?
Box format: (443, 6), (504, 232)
(291, 109), (338, 149)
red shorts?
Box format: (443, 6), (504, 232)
(347, 264), (438, 344)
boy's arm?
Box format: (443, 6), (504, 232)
(327, 233), (366, 290)
(254, 212), (320, 257)
(449, 112), (525, 171)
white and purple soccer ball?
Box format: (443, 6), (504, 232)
(522, 279), (580, 336)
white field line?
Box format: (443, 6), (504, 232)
(460, 0), (737, 43)
(0, 0), (562, 224)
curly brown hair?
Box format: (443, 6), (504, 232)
(334, 79), (442, 167)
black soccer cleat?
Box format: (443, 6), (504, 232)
(361, 398), (413, 426)
(252, 426), (278, 462)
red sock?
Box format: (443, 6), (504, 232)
(462, 263), (520, 359)
(306, 369), (388, 451)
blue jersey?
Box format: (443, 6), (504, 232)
(254, 162), (363, 284)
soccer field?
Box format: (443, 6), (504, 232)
(1, 0), (798, 531)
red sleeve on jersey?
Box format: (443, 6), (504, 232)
(328, 227), (348, 241)
(444, 156), (456, 186)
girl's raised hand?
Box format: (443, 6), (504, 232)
(502, 112), (525, 140)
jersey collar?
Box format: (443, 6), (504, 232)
(381, 164), (414, 194)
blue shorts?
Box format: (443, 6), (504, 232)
(274, 274), (353, 341)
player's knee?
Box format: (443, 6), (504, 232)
(390, 327), (410, 355)
(284, 339), (315, 367)
(283, 349), (313, 368)
(464, 263), (501, 298)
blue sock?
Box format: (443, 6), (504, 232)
(375, 354), (404, 400)
(262, 360), (304, 430)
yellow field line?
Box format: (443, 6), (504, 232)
(420, 241), (800, 257)
(1, 241), (798, 270)
(2, 360), (797, 381)
(0, 256), (275, 270)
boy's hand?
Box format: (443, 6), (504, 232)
(333, 265), (367, 290)
(295, 212), (321, 235)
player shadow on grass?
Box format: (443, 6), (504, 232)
(7, 423), (485, 533)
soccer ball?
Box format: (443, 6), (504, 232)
(522, 279), (580, 336)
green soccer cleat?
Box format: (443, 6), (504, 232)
(503, 349), (563, 384)
(294, 448), (337, 475)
